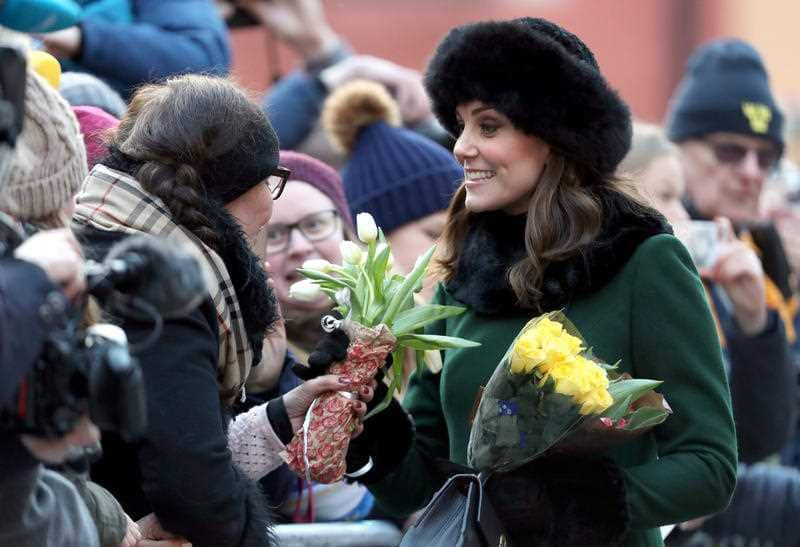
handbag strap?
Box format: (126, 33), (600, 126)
(470, 472), (509, 547)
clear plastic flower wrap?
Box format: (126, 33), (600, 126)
(468, 311), (671, 473)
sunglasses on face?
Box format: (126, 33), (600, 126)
(705, 140), (779, 172)
(266, 166), (291, 199)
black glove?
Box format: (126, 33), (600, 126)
(484, 456), (629, 546)
(344, 371), (415, 485)
(292, 320), (350, 380)
(294, 320), (414, 484)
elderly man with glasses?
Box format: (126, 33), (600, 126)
(666, 38), (796, 354)
(663, 38), (800, 547)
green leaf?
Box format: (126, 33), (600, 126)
(392, 304), (466, 336)
(371, 243), (392, 303)
(364, 348), (403, 420)
(624, 406), (670, 430)
(415, 349), (426, 377)
(602, 394), (633, 421)
(607, 378), (663, 406)
(397, 333), (480, 350)
(381, 245), (437, 325)
(296, 268), (354, 290)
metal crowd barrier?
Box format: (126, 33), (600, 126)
(274, 520), (402, 546)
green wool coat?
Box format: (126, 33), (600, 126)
(370, 234), (738, 547)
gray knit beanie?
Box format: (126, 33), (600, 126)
(59, 71), (127, 118)
(0, 69), (88, 220)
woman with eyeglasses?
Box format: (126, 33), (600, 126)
(265, 150), (356, 363)
(72, 75), (372, 547)
(244, 150), (385, 524)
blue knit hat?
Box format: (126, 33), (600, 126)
(322, 80), (462, 233)
(666, 39), (784, 154)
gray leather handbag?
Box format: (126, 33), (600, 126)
(399, 473), (511, 547)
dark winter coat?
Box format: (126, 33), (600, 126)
(369, 194), (738, 547)
(77, 226), (275, 547)
(708, 285), (795, 463)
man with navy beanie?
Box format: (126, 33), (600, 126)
(666, 39), (783, 225)
(664, 39), (800, 547)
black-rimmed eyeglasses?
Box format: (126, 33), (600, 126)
(265, 209), (341, 254)
(267, 166), (291, 199)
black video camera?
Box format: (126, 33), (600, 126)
(0, 225), (206, 442)
(4, 313), (147, 442)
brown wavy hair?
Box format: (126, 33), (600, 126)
(434, 154), (644, 308)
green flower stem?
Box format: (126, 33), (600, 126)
(381, 245), (436, 326)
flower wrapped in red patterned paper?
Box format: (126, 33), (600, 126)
(282, 213), (479, 483)
(281, 321), (395, 483)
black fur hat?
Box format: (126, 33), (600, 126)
(424, 17), (632, 177)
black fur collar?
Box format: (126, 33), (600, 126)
(446, 190), (670, 315)
(101, 151), (278, 364)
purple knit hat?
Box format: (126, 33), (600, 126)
(279, 150), (354, 229)
(72, 105), (119, 169)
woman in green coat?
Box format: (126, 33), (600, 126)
(306, 17), (738, 547)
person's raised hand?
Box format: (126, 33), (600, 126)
(235, 0), (339, 61)
(14, 228), (86, 300)
(319, 55), (432, 124)
(702, 217), (767, 335)
(39, 26), (83, 59)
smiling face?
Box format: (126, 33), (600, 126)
(452, 100), (551, 214)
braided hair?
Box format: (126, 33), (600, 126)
(103, 75), (280, 369)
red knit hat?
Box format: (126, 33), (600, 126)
(278, 150), (354, 229)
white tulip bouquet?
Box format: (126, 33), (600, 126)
(281, 212), (479, 483)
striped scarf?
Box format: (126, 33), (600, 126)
(73, 164), (252, 404)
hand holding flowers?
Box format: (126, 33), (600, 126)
(282, 213), (479, 482)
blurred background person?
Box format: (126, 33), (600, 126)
(322, 79), (462, 301)
(621, 122), (796, 465)
(665, 38), (800, 472)
(665, 39), (798, 353)
(621, 122), (800, 547)
(38, 0), (230, 98)
(221, 0), (449, 165)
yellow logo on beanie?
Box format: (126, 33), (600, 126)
(741, 102), (772, 134)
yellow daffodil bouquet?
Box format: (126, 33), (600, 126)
(467, 311), (671, 473)
(282, 212), (479, 483)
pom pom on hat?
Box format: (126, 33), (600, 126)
(323, 80), (401, 155)
(322, 79), (461, 234)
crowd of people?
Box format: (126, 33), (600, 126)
(1, 1), (799, 546)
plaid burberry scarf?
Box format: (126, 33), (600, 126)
(74, 164), (252, 404)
